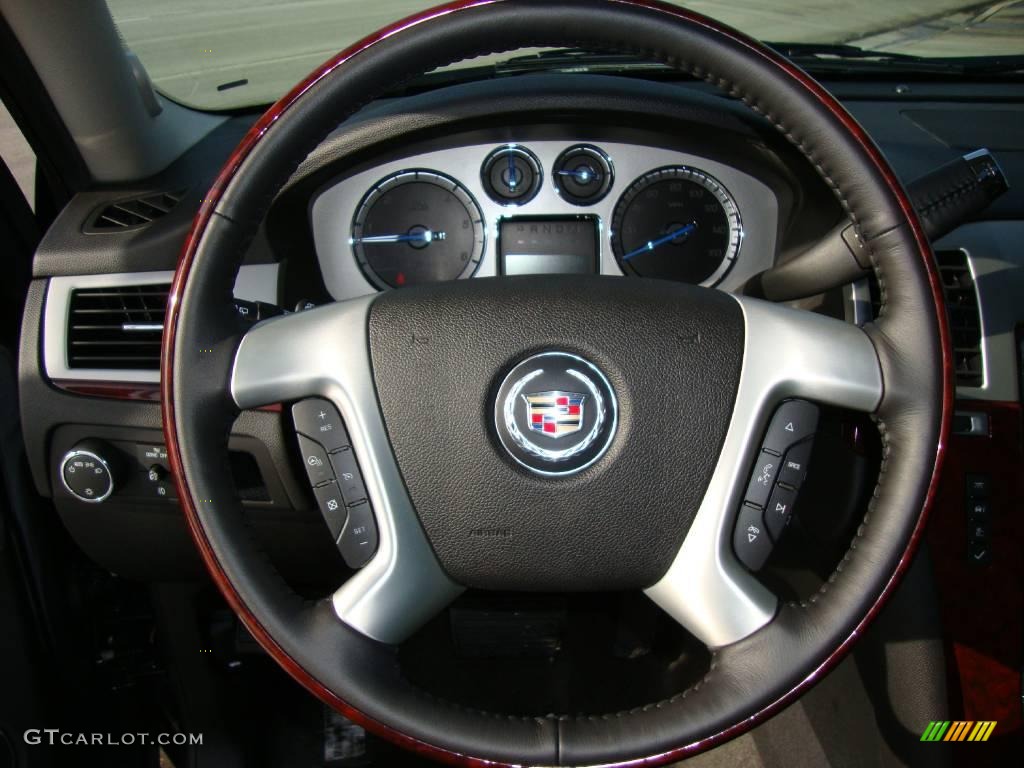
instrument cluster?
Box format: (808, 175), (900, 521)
(311, 139), (777, 301)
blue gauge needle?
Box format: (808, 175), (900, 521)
(351, 230), (436, 245)
(556, 167), (598, 183)
(507, 152), (517, 190)
(622, 222), (697, 262)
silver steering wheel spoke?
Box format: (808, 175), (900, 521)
(644, 295), (883, 649)
(231, 297), (463, 644)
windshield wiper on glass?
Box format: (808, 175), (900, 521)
(494, 48), (673, 75)
(768, 42), (1024, 77)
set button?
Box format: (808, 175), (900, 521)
(338, 502), (379, 568)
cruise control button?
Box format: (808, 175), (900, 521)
(763, 400), (819, 455)
(765, 483), (797, 541)
(297, 435), (334, 487)
(292, 398), (350, 452)
(313, 482), (348, 539)
(329, 448), (368, 506)
(744, 450), (779, 508)
(338, 502), (379, 568)
(733, 504), (772, 572)
(778, 440), (812, 488)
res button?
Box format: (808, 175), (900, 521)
(292, 398), (351, 453)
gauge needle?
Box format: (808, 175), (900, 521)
(556, 168), (598, 183)
(622, 222), (696, 262)
(507, 152), (517, 191)
(351, 230), (436, 245)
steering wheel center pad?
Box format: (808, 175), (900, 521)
(370, 275), (743, 591)
(162, 1), (952, 765)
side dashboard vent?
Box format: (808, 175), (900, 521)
(865, 249), (983, 388)
(84, 190), (185, 233)
(67, 284), (170, 370)
(936, 249), (984, 388)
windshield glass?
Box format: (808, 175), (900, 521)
(106, 0), (1024, 110)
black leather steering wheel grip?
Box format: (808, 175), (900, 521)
(162, 1), (952, 765)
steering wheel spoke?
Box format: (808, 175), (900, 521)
(645, 296), (883, 648)
(231, 298), (463, 644)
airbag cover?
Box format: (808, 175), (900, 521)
(368, 275), (743, 590)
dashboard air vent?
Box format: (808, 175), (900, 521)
(66, 283), (170, 370)
(866, 249), (982, 388)
(85, 190), (184, 233)
(936, 249), (984, 388)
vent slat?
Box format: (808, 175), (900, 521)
(936, 249), (984, 388)
(85, 190), (185, 233)
(67, 284), (170, 371)
(866, 249), (983, 388)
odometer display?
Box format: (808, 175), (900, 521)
(611, 166), (741, 285)
(350, 170), (485, 290)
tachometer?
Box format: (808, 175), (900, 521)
(611, 166), (741, 285)
(350, 170), (485, 290)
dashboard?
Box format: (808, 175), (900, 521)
(310, 139), (777, 299)
(16, 73), (1024, 589)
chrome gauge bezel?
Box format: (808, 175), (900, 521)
(350, 169), (486, 291)
(480, 145), (544, 206)
(610, 165), (744, 287)
(552, 144), (615, 206)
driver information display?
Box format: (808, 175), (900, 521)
(499, 216), (598, 275)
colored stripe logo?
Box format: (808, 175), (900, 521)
(920, 721), (997, 742)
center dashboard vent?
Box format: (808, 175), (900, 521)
(66, 284), (170, 370)
(84, 190), (185, 233)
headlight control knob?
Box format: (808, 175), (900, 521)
(61, 440), (115, 503)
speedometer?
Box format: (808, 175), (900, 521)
(350, 170), (485, 290)
(611, 166), (742, 285)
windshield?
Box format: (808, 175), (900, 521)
(106, 1), (1024, 110)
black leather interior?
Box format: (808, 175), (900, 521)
(166, 1), (946, 764)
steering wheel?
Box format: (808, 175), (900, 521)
(162, 1), (951, 764)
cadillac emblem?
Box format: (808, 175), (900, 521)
(524, 391), (585, 438)
(494, 352), (617, 476)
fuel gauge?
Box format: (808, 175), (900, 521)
(350, 170), (485, 290)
